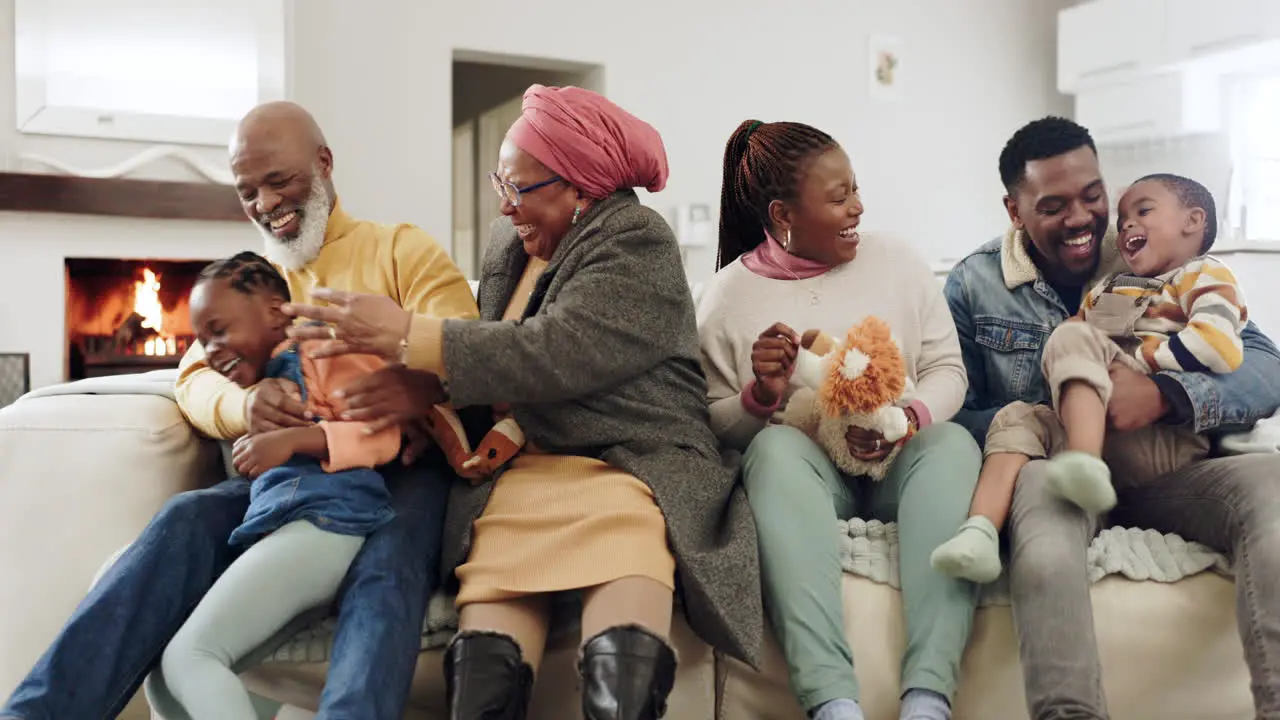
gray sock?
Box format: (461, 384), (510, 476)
(812, 698), (866, 720)
(900, 688), (951, 720)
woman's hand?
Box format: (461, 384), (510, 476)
(334, 365), (448, 433)
(750, 322), (800, 406)
(845, 407), (919, 462)
(282, 288), (412, 361)
(846, 426), (893, 462)
(246, 378), (309, 435)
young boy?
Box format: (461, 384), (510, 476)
(931, 173), (1248, 583)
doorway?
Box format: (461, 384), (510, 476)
(451, 51), (603, 279)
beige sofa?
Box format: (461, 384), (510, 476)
(0, 381), (1258, 719)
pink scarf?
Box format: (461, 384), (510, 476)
(507, 84), (669, 199)
(740, 230), (832, 280)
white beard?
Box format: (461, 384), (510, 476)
(257, 176), (330, 271)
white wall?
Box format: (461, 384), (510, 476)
(1097, 132), (1280, 337)
(0, 0), (1072, 389)
(0, 0), (261, 390)
(290, 0), (1073, 281)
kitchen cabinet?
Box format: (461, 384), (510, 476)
(1058, 0), (1165, 93)
(1164, 0), (1280, 65)
(1074, 72), (1221, 144)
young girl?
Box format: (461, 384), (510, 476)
(158, 251), (401, 719)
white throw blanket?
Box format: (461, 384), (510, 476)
(1219, 412), (1280, 455)
(838, 518), (1231, 606)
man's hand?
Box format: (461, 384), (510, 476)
(232, 429), (299, 479)
(246, 378), (309, 435)
(400, 418), (437, 466)
(1107, 362), (1169, 432)
(335, 365), (448, 433)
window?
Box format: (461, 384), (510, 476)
(1228, 74), (1280, 244)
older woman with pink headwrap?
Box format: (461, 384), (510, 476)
(282, 85), (762, 719)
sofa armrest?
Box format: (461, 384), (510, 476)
(0, 391), (224, 701)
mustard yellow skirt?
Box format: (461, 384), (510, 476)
(454, 452), (676, 606)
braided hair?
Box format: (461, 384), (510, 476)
(197, 251), (291, 301)
(1133, 173), (1218, 253)
(717, 119), (839, 270)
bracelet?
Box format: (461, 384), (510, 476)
(897, 407), (919, 445)
(899, 423), (918, 444)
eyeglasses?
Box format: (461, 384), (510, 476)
(490, 172), (562, 207)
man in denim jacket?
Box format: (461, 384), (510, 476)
(945, 116), (1280, 719)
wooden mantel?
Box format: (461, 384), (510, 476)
(0, 171), (244, 221)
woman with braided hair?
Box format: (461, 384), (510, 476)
(696, 120), (982, 720)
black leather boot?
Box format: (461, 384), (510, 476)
(443, 631), (534, 720)
(578, 624), (678, 719)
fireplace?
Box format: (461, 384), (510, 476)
(64, 258), (211, 380)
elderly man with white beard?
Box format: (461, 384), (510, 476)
(0, 101), (478, 720)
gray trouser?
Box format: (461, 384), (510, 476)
(1009, 453), (1280, 719)
(148, 520), (364, 720)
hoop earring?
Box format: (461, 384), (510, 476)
(571, 205), (582, 225)
(784, 229), (792, 252)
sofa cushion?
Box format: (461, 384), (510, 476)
(717, 517), (1246, 719)
(719, 573), (1250, 719)
(0, 392), (223, 712)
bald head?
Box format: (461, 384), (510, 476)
(231, 101), (327, 157)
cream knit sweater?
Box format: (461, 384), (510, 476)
(696, 231), (968, 452)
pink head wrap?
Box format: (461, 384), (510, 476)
(506, 84), (669, 199)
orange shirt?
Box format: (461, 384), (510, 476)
(284, 339), (400, 472)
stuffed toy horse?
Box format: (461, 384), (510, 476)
(781, 316), (915, 480)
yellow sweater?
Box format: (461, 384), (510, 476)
(175, 200), (479, 439)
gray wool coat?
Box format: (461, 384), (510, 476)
(436, 190), (763, 668)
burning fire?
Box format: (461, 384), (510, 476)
(134, 268), (177, 356)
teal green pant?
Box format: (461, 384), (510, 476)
(742, 422), (982, 711)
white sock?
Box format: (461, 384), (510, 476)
(929, 516), (1002, 583)
(1046, 450), (1116, 513)
(812, 698), (866, 720)
(900, 688), (951, 720)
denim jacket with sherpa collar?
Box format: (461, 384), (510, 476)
(944, 226), (1280, 446)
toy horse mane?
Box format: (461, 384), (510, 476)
(820, 316), (906, 417)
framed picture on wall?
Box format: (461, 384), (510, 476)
(869, 34), (905, 103)
(0, 353), (31, 408)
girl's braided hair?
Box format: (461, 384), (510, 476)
(197, 251), (291, 301)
